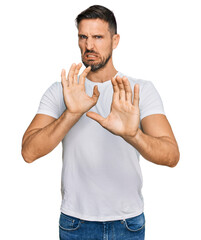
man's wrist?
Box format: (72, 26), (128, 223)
(122, 128), (141, 145)
(63, 109), (83, 121)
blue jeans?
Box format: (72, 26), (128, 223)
(59, 212), (145, 240)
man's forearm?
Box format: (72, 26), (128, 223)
(122, 128), (180, 167)
(22, 110), (82, 163)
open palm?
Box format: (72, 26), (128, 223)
(86, 76), (140, 138)
(61, 63), (100, 115)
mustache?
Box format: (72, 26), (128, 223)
(84, 50), (98, 55)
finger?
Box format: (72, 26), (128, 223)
(68, 63), (76, 86)
(61, 69), (67, 88)
(79, 66), (91, 85)
(91, 85), (100, 103)
(133, 84), (140, 107)
(86, 111), (105, 126)
(116, 76), (125, 101)
(111, 77), (119, 102)
(122, 77), (132, 102)
(73, 63), (82, 84)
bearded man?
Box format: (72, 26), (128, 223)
(22, 5), (179, 240)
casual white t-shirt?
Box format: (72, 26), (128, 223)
(37, 72), (165, 221)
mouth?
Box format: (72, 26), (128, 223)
(87, 54), (97, 58)
(84, 52), (99, 60)
(84, 54), (98, 60)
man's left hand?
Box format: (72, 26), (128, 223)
(86, 76), (140, 138)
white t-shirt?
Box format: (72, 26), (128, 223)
(37, 72), (165, 221)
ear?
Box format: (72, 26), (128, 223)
(112, 34), (120, 50)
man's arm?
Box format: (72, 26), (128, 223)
(86, 75), (180, 167)
(21, 63), (100, 163)
(21, 111), (82, 163)
(123, 114), (180, 167)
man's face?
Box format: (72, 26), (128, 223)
(78, 19), (114, 72)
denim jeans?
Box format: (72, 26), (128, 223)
(59, 212), (145, 240)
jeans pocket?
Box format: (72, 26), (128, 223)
(124, 212), (145, 232)
(59, 212), (81, 231)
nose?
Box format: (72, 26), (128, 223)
(86, 37), (94, 50)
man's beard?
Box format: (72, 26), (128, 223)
(82, 50), (112, 72)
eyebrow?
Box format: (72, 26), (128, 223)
(78, 34), (104, 37)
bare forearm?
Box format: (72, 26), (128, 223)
(22, 110), (81, 163)
(122, 128), (180, 167)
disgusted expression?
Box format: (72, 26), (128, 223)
(78, 19), (114, 72)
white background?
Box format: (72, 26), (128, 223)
(0, 0), (200, 239)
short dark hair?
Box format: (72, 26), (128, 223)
(75, 5), (117, 35)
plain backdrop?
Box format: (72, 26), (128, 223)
(0, 0), (200, 239)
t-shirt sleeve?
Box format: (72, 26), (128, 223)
(37, 82), (61, 119)
(139, 81), (165, 121)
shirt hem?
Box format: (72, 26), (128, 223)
(140, 110), (165, 121)
(60, 207), (144, 222)
(36, 111), (59, 119)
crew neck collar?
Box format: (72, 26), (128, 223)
(85, 72), (120, 85)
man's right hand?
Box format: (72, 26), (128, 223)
(61, 63), (100, 115)
(22, 63), (100, 163)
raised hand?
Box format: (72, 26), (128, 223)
(86, 76), (140, 138)
(61, 63), (100, 115)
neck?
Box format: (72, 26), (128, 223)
(86, 58), (118, 83)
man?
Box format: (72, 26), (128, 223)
(21, 5), (180, 240)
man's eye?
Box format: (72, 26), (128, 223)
(95, 36), (102, 39)
(80, 35), (87, 39)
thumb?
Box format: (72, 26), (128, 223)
(86, 111), (105, 126)
(91, 85), (100, 103)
